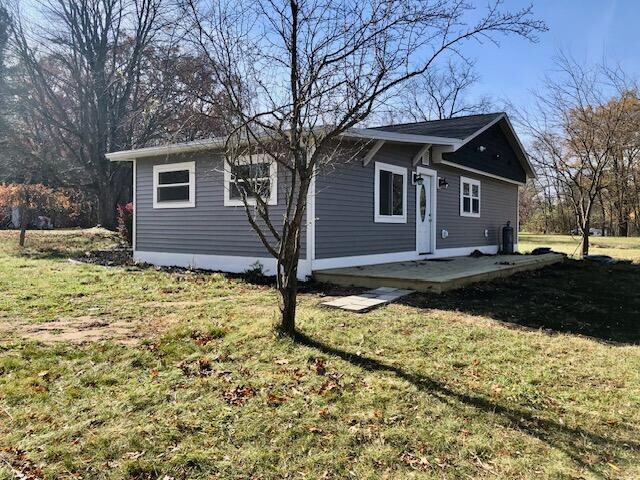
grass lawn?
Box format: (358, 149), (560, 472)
(0, 230), (639, 479)
(520, 233), (640, 263)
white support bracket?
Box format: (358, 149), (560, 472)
(363, 140), (385, 166)
(430, 145), (455, 163)
(412, 144), (431, 166)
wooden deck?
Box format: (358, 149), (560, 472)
(313, 253), (564, 293)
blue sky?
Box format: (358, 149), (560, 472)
(465, 0), (638, 112)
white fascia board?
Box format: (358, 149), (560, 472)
(106, 138), (225, 161)
(344, 128), (461, 146)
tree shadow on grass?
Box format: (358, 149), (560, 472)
(401, 260), (640, 345)
(294, 330), (640, 476)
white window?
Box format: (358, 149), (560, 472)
(374, 162), (407, 223)
(224, 155), (278, 207)
(460, 176), (480, 217)
(153, 161), (195, 209)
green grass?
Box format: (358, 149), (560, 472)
(1, 230), (639, 479)
(520, 233), (640, 263)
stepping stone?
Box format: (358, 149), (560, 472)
(321, 287), (415, 312)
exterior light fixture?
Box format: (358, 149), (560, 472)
(438, 177), (449, 189)
(412, 172), (424, 185)
(477, 145), (487, 152)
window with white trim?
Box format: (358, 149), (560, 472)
(153, 161), (195, 209)
(460, 176), (480, 217)
(224, 155), (277, 206)
(374, 162), (407, 223)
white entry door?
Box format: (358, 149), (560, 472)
(416, 167), (435, 254)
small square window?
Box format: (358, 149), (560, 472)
(153, 162), (195, 209)
(224, 155), (277, 207)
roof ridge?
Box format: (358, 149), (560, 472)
(370, 112), (504, 130)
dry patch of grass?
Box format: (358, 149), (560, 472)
(0, 230), (639, 479)
(520, 233), (640, 262)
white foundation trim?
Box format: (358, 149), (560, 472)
(134, 251), (312, 280)
(313, 244), (499, 271)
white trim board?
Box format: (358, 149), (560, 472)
(134, 251), (312, 280)
(437, 160), (525, 186)
(132, 160), (137, 251)
(312, 245), (499, 271)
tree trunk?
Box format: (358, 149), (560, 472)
(581, 219), (590, 257)
(18, 206), (29, 247)
(97, 183), (117, 229)
(276, 217), (303, 336)
(278, 270), (298, 336)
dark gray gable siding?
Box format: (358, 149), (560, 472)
(435, 164), (518, 249)
(442, 121), (527, 183)
(314, 143), (417, 259)
(136, 151), (305, 258)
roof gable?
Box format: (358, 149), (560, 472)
(443, 121), (527, 183)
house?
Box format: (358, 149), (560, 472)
(106, 112), (534, 280)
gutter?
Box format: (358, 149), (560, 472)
(106, 129), (461, 162)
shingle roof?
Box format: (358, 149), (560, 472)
(370, 112), (504, 140)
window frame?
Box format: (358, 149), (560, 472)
(460, 176), (481, 218)
(374, 161), (407, 223)
(152, 161), (196, 209)
(224, 154), (278, 207)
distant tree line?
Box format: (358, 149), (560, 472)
(516, 54), (640, 255)
(0, 0), (231, 228)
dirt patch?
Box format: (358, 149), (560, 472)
(0, 314), (176, 345)
(73, 248), (133, 267)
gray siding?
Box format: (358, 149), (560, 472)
(315, 144), (417, 259)
(314, 144), (518, 259)
(136, 151), (305, 259)
(435, 164), (518, 249)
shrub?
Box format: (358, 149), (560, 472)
(117, 202), (134, 245)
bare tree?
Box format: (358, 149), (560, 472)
(9, 0), (167, 228)
(396, 59), (493, 121)
(517, 54), (631, 255)
(0, 1), (10, 142)
(181, 0), (546, 335)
